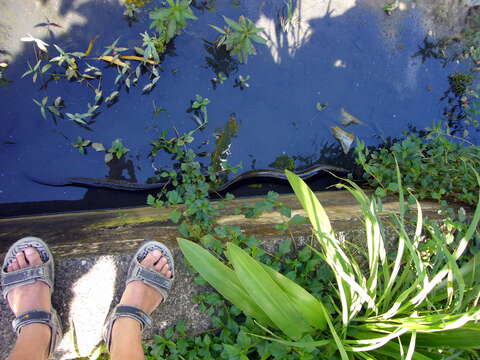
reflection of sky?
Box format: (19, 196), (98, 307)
(0, 0), (474, 207)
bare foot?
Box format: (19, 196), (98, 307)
(6, 247), (51, 316)
(118, 249), (173, 314)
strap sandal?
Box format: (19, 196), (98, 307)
(1, 236), (63, 357)
(103, 240), (175, 351)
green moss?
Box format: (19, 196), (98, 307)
(448, 73), (474, 96)
(269, 154), (295, 170)
(90, 215), (167, 229)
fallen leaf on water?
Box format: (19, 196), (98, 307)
(84, 36), (98, 57)
(331, 126), (354, 154)
(340, 108), (362, 126)
(97, 55), (158, 67)
(97, 56), (127, 67)
(120, 55), (159, 65)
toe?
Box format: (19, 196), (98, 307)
(24, 247), (42, 266)
(154, 257), (167, 271)
(166, 271), (172, 279)
(11, 259), (20, 271)
(16, 252), (28, 268)
(7, 263), (13, 272)
(161, 264), (170, 277)
(141, 249), (162, 268)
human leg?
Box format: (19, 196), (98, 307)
(108, 245), (173, 360)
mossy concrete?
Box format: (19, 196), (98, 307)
(0, 191), (450, 359)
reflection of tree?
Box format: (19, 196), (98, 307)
(203, 40), (238, 77)
(106, 156), (137, 183)
(441, 73), (475, 135)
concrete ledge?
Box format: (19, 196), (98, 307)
(0, 191), (446, 359)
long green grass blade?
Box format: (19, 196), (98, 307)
(414, 323), (480, 348)
(227, 242), (311, 339)
(178, 238), (273, 326)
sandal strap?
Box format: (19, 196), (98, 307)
(103, 305), (152, 351)
(2, 263), (53, 296)
(13, 309), (62, 356)
(128, 264), (173, 297)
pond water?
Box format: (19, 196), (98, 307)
(0, 0), (478, 217)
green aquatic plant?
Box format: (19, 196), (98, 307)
(355, 126), (480, 205)
(211, 15), (266, 63)
(179, 165), (480, 359)
(105, 139), (130, 163)
(149, 0), (198, 43)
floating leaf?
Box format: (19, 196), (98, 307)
(94, 89), (102, 103)
(41, 64), (51, 73)
(142, 83), (154, 93)
(47, 105), (60, 116)
(105, 91), (119, 103)
(105, 153), (114, 163)
(54, 96), (63, 107)
(331, 126), (354, 154)
(92, 142), (105, 152)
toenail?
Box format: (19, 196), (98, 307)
(152, 250), (162, 257)
(25, 248), (35, 255)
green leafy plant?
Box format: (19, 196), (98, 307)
(72, 137), (91, 155)
(32, 96), (49, 120)
(191, 94), (210, 124)
(105, 139), (130, 163)
(179, 166), (480, 359)
(211, 16), (266, 63)
(149, 0), (198, 43)
(355, 126), (480, 205)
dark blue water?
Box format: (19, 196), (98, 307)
(0, 0), (476, 216)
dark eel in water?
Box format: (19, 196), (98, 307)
(27, 164), (348, 193)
